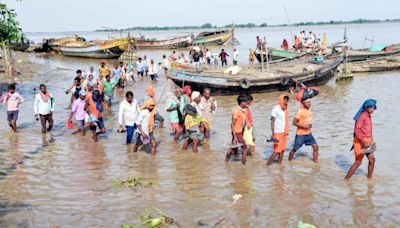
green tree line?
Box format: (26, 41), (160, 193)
(96, 18), (400, 32)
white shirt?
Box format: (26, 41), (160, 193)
(148, 63), (158, 75)
(162, 59), (170, 69)
(136, 61), (144, 72)
(86, 70), (98, 80)
(118, 99), (140, 126)
(135, 109), (151, 135)
(34, 93), (55, 115)
(191, 101), (203, 117)
(206, 51), (212, 58)
(233, 51), (239, 60)
(271, 105), (286, 133)
(144, 59), (150, 69)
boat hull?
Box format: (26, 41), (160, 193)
(135, 35), (193, 49)
(60, 46), (124, 59)
(194, 29), (234, 46)
(168, 55), (344, 95)
(59, 38), (133, 59)
(346, 49), (400, 62)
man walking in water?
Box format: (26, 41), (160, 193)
(267, 95), (290, 166)
(230, 94), (252, 164)
(345, 99), (377, 180)
(288, 98), (319, 163)
(2, 84), (24, 132)
(118, 91), (140, 144)
(134, 100), (157, 156)
(34, 84), (55, 134)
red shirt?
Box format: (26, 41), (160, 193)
(219, 51), (229, 60)
(354, 111), (372, 142)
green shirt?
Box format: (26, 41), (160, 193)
(167, 98), (179, 123)
(103, 81), (113, 95)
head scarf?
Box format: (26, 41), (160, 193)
(191, 91), (201, 101)
(40, 90), (52, 102)
(354, 99), (377, 121)
(183, 85), (192, 95)
(143, 99), (156, 109)
(145, 85), (155, 97)
(277, 94), (289, 135)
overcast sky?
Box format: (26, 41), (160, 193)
(3, 0), (400, 32)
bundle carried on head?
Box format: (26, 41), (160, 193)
(296, 86), (319, 102)
(184, 104), (197, 116)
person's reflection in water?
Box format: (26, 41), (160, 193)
(348, 182), (375, 226)
(9, 134), (23, 166)
(227, 165), (254, 227)
(269, 166), (290, 226)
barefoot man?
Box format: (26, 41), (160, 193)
(267, 95), (290, 165)
(2, 84), (24, 132)
(288, 98), (319, 163)
(345, 99), (377, 180)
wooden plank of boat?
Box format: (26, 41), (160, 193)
(135, 35), (193, 49)
(167, 53), (344, 95)
(255, 49), (308, 64)
(194, 29), (234, 45)
(59, 38), (134, 59)
(346, 45), (400, 62)
(349, 54), (400, 73)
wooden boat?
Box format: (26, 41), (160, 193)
(346, 44), (400, 62)
(348, 54), (400, 73)
(135, 35), (193, 49)
(46, 36), (86, 52)
(59, 37), (135, 59)
(11, 38), (30, 52)
(167, 53), (344, 95)
(194, 29), (234, 45)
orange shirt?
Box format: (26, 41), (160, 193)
(232, 106), (246, 134)
(295, 107), (312, 135)
(85, 91), (92, 102)
(88, 99), (101, 119)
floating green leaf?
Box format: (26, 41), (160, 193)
(112, 177), (158, 189)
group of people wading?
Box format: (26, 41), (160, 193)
(2, 58), (377, 180)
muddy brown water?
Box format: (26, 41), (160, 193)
(2, 23), (400, 226)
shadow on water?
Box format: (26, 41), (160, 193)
(335, 154), (365, 176)
(0, 122), (68, 181)
(0, 198), (31, 227)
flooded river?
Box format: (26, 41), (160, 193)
(1, 24), (400, 227)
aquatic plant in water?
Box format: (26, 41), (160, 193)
(121, 207), (174, 228)
(112, 177), (158, 189)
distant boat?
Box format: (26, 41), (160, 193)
(11, 36), (30, 52)
(346, 44), (400, 62)
(47, 36), (86, 52)
(167, 53), (344, 95)
(59, 37), (135, 59)
(135, 35), (193, 49)
(194, 29), (234, 45)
